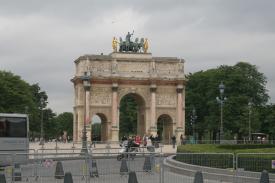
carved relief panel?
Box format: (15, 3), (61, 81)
(156, 87), (176, 106)
(156, 62), (178, 75)
(90, 86), (112, 105)
(87, 61), (111, 73)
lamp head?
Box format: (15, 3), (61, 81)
(81, 71), (92, 90)
(219, 82), (225, 94)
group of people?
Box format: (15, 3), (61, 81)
(121, 133), (186, 149)
(121, 134), (161, 148)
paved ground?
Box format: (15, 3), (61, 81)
(2, 156), (220, 183)
(29, 142), (178, 154)
(0, 143), (225, 183)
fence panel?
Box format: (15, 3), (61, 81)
(5, 150), (275, 183)
(235, 153), (275, 182)
(163, 153), (236, 183)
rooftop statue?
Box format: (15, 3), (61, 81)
(112, 37), (118, 52)
(112, 31), (149, 53)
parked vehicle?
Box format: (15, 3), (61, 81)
(0, 113), (29, 166)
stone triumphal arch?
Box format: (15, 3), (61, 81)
(72, 35), (186, 143)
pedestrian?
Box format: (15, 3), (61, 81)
(121, 135), (127, 142)
(143, 134), (147, 147)
(150, 134), (155, 146)
(171, 135), (176, 149)
(154, 134), (159, 148)
(180, 134), (185, 145)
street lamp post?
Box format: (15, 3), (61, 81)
(39, 98), (45, 146)
(216, 82), (227, 143)
(190, 108), (197, 142)
(81, 71), (91, 153)
(248, 101), (252, 141)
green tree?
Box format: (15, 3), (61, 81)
(0, 70), (53, 138)
(92, 123), (101, 140)
(119, 95), (138, 138)
(52, 112), (73, 139)
(186, 62), (269, 140)
(0, 71), (35, 113)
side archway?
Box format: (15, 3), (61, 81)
(157, 114), (173, 143)
(91, 113), (108, 142)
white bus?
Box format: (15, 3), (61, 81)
(0, 113), (29, 166)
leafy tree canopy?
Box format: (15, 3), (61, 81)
(186, 62), (269, 140)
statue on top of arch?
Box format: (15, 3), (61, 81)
(112, 31), (149, 53)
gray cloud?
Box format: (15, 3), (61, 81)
(0, 0), (275, 113)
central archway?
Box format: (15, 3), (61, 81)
(119, 93), (146, 139)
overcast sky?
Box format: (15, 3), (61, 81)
(1, 0), (275, 114)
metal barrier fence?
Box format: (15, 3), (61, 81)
(1, 151), (275, 183)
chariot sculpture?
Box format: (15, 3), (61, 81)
(112, 31), (149, 53)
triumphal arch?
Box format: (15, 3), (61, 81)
(72, 33), (186, 142)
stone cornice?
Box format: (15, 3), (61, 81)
(71, 77), (186, 86)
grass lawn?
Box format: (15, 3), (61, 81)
(176, 144), (275, 172)
(177, 144), (275, 153)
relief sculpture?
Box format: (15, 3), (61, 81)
(91, 87), (112, 105)
(87, 61), (111, 73)
(156, 63), (178, 75)
(156, 94), (176, 106)
(156, 88), (176, 106)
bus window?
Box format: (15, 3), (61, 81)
(0, 119), (6, 136)
(0, 117), (27, 137)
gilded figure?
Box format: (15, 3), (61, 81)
(143, 38), (149, 53)
(112, 37), (119, 52)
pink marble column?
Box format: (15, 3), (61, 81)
(112, 83), (118, 127)
(85, 90), (90, 125)
(176, 85), (184, 128)
(111, 83), (119, 141)
(150, 84), (157, 134)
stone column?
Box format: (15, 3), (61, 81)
(85, 89), (91, 142)
(149, 84), (157, 136)
(176, 84), (185, 143)
(111, 83), (119, 141)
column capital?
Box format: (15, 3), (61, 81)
(176, 84), (184, 93)
(112, 83), (118, 92)
(150, 84), (157, 92)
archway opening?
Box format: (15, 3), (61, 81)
(91, 113), (108, 142)
(119, 93), (146, 139)
(157, 114), (173, 144)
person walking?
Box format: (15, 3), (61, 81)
(171, 135), (176, 149)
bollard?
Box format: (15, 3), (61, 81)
(120, 159), (128, 175)
(88, 159), (99, 177)
(128, 171), (138, 183)
(64, 172), (73, 183)
(193, 171), (204, 183)
(12, 163), (22, 181)
(259, 170), (269, 183)
(0, 173), (6, 183)
(143, 156), (151, 172)
(55, 161), (65, 179)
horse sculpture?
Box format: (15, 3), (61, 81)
(118, 32), (147, 53)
